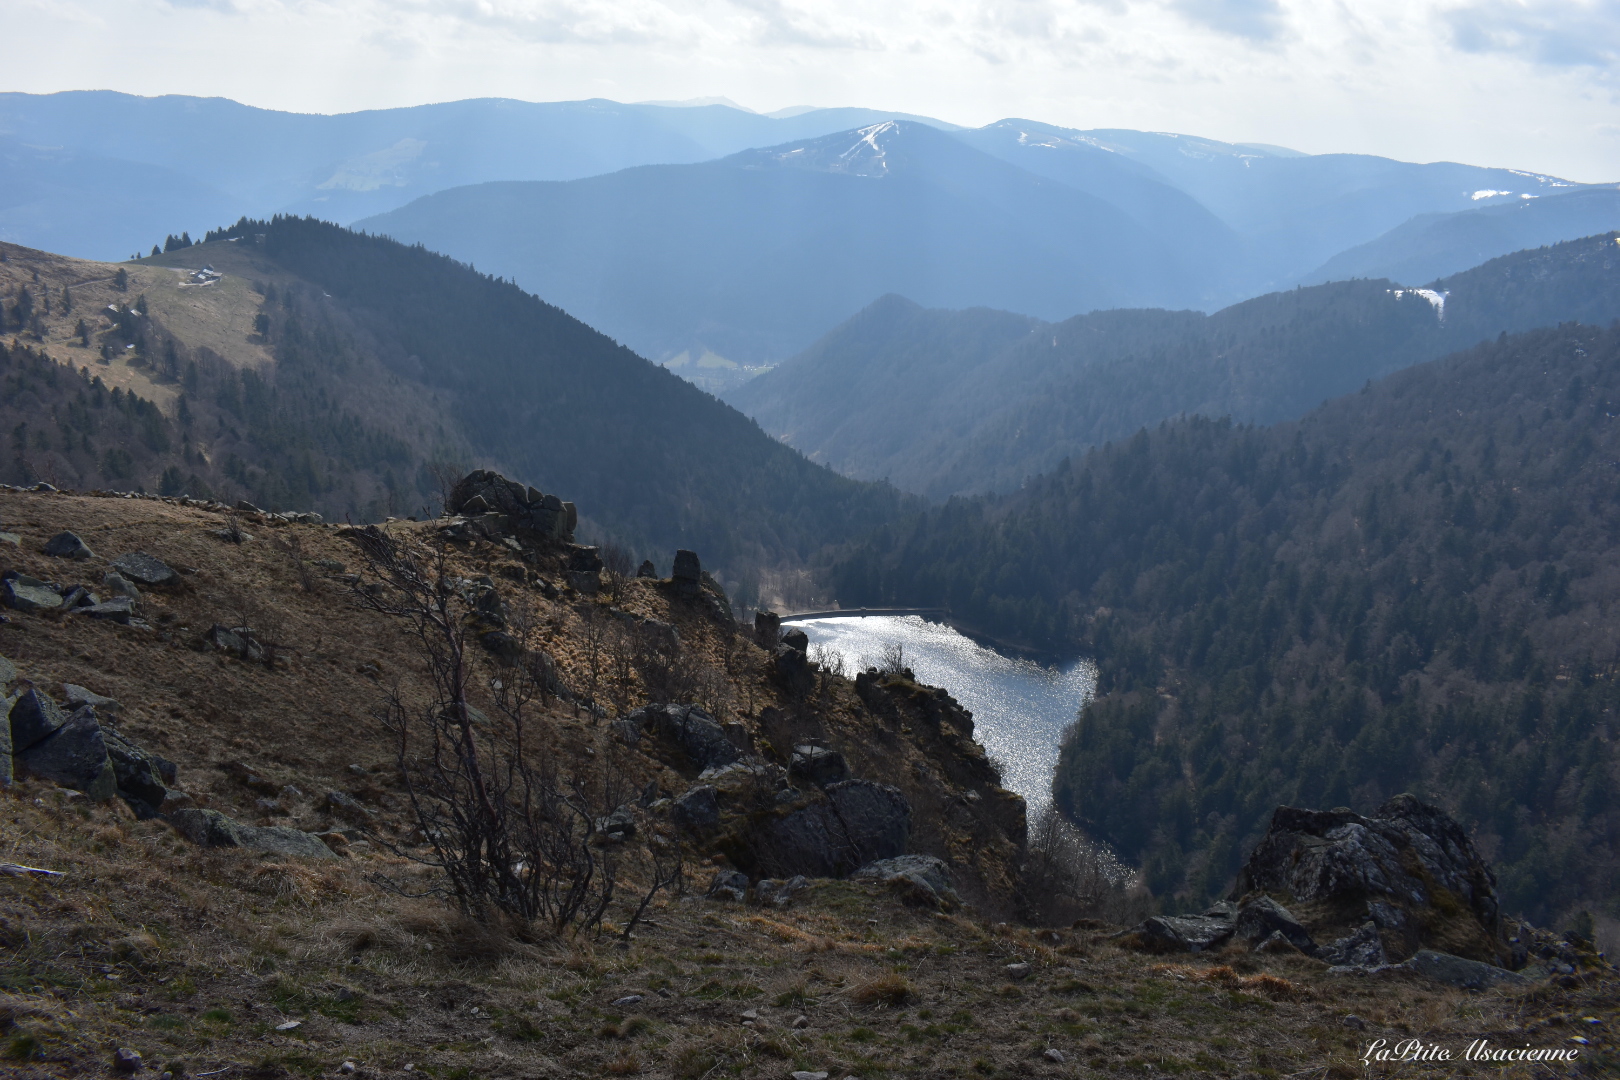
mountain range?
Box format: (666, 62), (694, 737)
(727, 233), (1620, 498)
(4, 91), (1612, 384)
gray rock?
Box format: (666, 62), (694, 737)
(445, 470), (573, 541)
(780, 628), (809, 653)
(764, 780), (912, 879)
(707, 869), (750, 902)
(110, 552), (176, 587)
(18, 706), (117, 800)
(1255, 930), (1303, 954)
(789, 745), (850, 787)
(1319, 922), (1388, 968)
(64, 683), (119, 712)
(623, 703), (740, 773)
(672, 549), (702, 584)
(326, 790), (374, 823)
(636, 560), (657, 578)
(1043, 1048), (1066, 1064)
(1005, 962), (1032, 980)
(1234, 895), (1315, 953)
(673, 785), (721, 833)
(59, 585), (98, 609)
(567, 570), (600, 596)
(1399, 949), (1527, 990)
(79, 596), (136, 624)
(10, 688), (68, 752)
(102, 571), (140, 600)
(596, 806), (636, 840)
(207, 625), (264, 663)
(43, 531), (94, 559)
(0, 654), (16, 690)
(113, 1047), (143, 1073)
(1117, 913), (1236, 953)
(0, 696), (10, 787)
(754, 875), (811, 907)
(0, 531), (19, 547)
(168, 808), (339, 859)
(569, 546), (604, 573)
(3, 574), (63, 612)
(853, 854), (961, 909)
(103, 727), (168, 813)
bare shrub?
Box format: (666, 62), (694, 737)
(808, 642), (848, 681)
(350, 526), (618, 934)
(272, 532), (316, 592)
(600, 542), (633, 599)
(876, 640), (906, 675)
(1021, 805), (1152, 927)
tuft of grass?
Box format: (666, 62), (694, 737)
(604, 1053), (642, 1075)
(850, 973), (912, 1008)
(5, 1032), (41, 1060)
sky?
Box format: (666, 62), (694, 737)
(8, 0), (1620, 182)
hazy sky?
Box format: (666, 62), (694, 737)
(10, 0), (1620, 181)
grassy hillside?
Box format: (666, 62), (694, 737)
(1, 220), (913, 594)
(0, 489), (1611, 1077)
(831, 320), (1620, 925)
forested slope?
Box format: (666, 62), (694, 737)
(831, 321), (1620, 924)
(737, 233), (1620, 498)
(1, 219), (912, 582)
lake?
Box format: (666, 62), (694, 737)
(793, 615), (1095, 813)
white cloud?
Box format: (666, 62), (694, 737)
(6, 0), (1619, 181)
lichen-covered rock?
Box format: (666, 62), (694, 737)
(1233, 794), (1505, 964)
(853, 854), (960, 910)
(168, 808), (339, 859)
(1115, 912), (1237, 953)
(9, 688), (68, 752)
(110, 551), (176, 587)
(3, 574), (63, 612)
(1399, 949), (1526, 990)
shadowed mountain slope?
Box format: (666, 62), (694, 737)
(730, 233), (1620, 498)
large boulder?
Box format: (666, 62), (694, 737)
(18, 706), (117, 800)
(1233, 794), (1505, 964)
(446, 470), (573, 542)
(673, 785), (721, 833)
(168, 808), (338, 859)
(1398, 949), (1528, 990)
(1117, 911), (1238, 953)
(762, 780), (911, 879)
(789, 745), (850, 787)
(0, 654), (16, 691)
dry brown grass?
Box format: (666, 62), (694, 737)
(848, 972), (913, 1007)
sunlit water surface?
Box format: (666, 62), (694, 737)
(795, 616), (1094, 813)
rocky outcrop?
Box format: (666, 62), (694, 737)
(445, 470), (574, 543)
(618, 703), (741, 775)
(1233, 793), (1506, 964)
(773, 631), (815, 700)
(3, 573), (64, 612)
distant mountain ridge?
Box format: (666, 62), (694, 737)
(727, 233), (1620, 498)
(359, 121), (1211, 369)
(0, 91), (961, 261)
